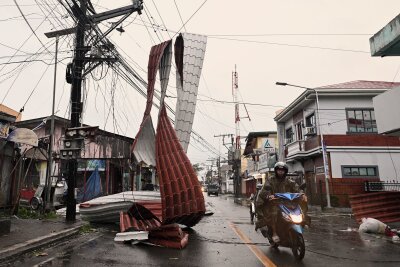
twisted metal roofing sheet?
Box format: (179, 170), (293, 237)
(131, 40), (172, 166)
(119, 202), (163, 232)
(156, 104), (205, 227)
(174, 33), (207, 153)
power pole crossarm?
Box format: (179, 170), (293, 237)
(90, 2), (143, 23)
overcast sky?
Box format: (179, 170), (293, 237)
(1, 0), (400, 166)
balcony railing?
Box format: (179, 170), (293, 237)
(286, 140), (306, 157)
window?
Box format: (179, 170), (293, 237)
(342, 166), (379, 178)
(305, 113), (317, 136)
(295, 122), (303, 141)
(305, 113), (315, 127)
(285, 127), (293, 144)
(347, 109), (377, 133)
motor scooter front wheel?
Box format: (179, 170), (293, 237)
(291, 232), (305, 260)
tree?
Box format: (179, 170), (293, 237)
(192, 163), (204, 175)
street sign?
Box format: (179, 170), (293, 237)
(262, 137), (276, 153)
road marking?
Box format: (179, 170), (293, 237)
(228, 222), (276, 267)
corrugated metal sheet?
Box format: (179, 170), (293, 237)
(132, 117), (156, 166)
(132, 40), (172, 166)
(159, 40), (173, 108)
(120, 211), (162, 232)
(119, 202), (163, 232)
(156, 104), (205, 227)
(350, 192), (400, 224)
(148, 224), (189, 249)
(174, 33), (207, 153)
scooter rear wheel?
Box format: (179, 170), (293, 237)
(291, 232), (305, 260)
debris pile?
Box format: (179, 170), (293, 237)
(358, 217), (400, 243)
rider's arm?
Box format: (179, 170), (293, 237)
(258, 182), (273, 202)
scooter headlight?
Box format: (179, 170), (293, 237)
(290, 214), (303, 224)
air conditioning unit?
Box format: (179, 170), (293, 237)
(305, 126), (316, 136)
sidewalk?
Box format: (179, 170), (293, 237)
(0, 216), (83, 263)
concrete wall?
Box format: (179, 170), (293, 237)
(329, 150), (400, 182)
(318, 96), (374, 135)
(373, 87), (400, 135)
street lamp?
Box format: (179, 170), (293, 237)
(275, 82), (332, 208)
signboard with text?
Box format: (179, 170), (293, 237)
(262, 138), (276, 153)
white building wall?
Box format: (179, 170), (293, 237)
(329, 150), (400, 182)
(284, 118), (294, 133)
(318, 96), (374, 135)
(373, 87), (400, 135)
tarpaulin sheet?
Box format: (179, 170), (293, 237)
(78, 166), (102, 202)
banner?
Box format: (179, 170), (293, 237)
(77, 159), (106, 171)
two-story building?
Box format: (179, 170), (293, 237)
(275, 80), (400, 206)
(242, 131), (278, 196)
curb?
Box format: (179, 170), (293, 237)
(0, 225), (82, 263)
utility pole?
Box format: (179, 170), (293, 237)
(64, 0), (87, 222)
(45, 0), (143, 221)
(231, 66), (250, 198)
(214, 134), (233, 193)
(214, 134), (234, 150)
(43, 33), (59, 212)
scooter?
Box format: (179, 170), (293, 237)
(263, 192), (306, 260)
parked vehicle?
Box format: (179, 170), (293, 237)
(260, 192), (306, 260)
(30, 179), (67, 210)
(207, 184), (219, 196)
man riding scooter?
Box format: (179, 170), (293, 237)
(255, 162), (308, 243)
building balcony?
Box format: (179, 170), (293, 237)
(285, 136), (321, 160)
(284, 134), (400, 160)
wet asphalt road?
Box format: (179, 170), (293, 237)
(5, 193), (400, 266)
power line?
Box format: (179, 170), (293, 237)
(173, 0), (187, 32)
(208, 36), (370, 53)
(13, 0), (51, 53)
(167, 94), (286, 108)
(150, 0), (172, 39)
(172, 0), (208, 38)
(121, 20), (372, 54)
(0, 57), (72, 66)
